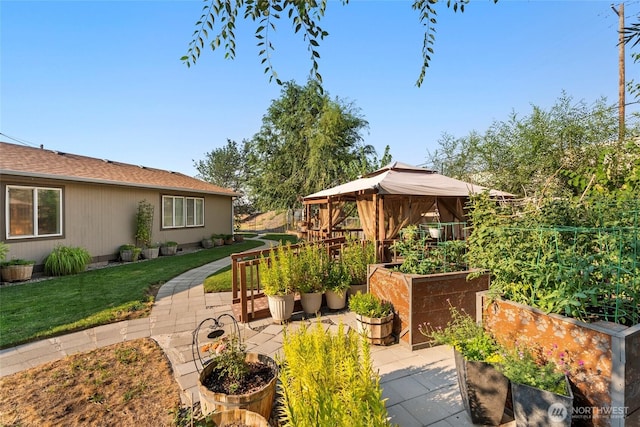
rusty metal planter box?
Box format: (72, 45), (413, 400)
(480, 294), (640, 427)
(367, 263), (490, 351)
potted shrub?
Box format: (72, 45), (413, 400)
(494, 343), (574, 427)
(260, 244), (296, 323)
(1, 258), (36, 282)
(141, 243), (159, 260)
(198, 334), (278, 420)
(160, 241), (178, 256)
(234, 234), (245, 243)
(201, 236), (213, 249)
(420, 304), (509, 426)
(223, 234), (234, 245)
(135, 200), (155, 256)
(119, 244), (141, 262)
(348, 291), (395, 345)
(341, 236), (375, 297)
(325, 259), (350, 310)
(212, 234), (225, 246)
(297, 243), (327, 316)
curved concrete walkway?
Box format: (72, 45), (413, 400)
(0, 239), (494, 427)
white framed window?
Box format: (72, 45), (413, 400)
(6, 185), (63, 239)
(162, 195), (204, 228)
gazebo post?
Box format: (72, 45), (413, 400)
(327, 197), (333, 239)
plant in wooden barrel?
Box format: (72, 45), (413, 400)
(193, 315), (278, 421)
(348, 291), (395, 345)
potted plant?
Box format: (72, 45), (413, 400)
(141, 242), (160, 260)
(119, 244), (141, 262)
(1, 258), (36, 282)
(297, 243), (327, 316)
(493, 343), (574, 427)
(348, 292), (395, 345)
(201, 236), (214, 249)
(341, 236), (375, 297)
(198, 334), (278, 420)
(420, 304), (509, 426)
(208, 408), (270, 427)
(260, 244), (296, 323)
(325, 259), (350, 310)
(212, 234), (225, 246)
(223, 234), (234, 245)
(234, 234), (245, 243)
(160, 241), (178, 256)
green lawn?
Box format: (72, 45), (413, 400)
(0, 240), (264, 349)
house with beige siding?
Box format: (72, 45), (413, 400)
(0, 141), (239, 270)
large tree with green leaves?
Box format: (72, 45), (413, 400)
(427, 93), (638, 197)
(244, 80), (375, 210)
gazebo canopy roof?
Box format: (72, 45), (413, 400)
(303, 161), (512, 201)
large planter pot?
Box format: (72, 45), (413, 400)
(325, 289), (347, 310)
(453, 349), (509, 426)
(209, 408), (271, 427)
(198, 353), (278, 420)
(300, 292), (323, 316)
(141, 247), (159, 260)
(1, 264), (34, 282)
(120, 249), (140, 262)
(355, 312), (394, 345)
(160, 245), (177, 256)
(481, 294), (640, 427)
(348, 283), (367, 299)
(368, 264), (490, 350)
(213, 238), (225, 247)
(201, 238), (213, 249)
(511, 376), (573, 427)
(267, 293), (294, 323)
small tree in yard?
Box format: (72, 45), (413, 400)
(135, 200), (154, 248)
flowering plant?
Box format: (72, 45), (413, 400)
(419, 303), (500, 362)
(491, 342), (574, 396)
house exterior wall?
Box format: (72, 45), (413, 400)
(1, 175), (234, 266)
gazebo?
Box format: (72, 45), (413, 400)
(302, 162), (512, 258)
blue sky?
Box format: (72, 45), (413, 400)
(2, 0), (638, 178)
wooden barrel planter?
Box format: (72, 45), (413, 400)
(355, 313), (394, 345)
(198, 353), (278, 420)
(208, 408), (271, 427)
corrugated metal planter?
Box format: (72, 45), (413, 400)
(368, 264), (490, 350)
(481, 294), (640, 427)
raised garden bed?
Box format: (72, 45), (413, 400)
(368, 263), (489, 350)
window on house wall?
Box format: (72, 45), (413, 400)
(162, 195), (204, 228)
(6, 185), (62, 239)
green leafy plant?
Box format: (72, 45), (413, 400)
(296, 243), (328, 294)
(325, 259), (351, 296)
(44, 245), (92, 276)
(278, 322), (395, 427)
(341, 236), (376, 285)
(119, 244), (142, 262)
(0, 241), (8, 262)
(162, 241), (178, 247)
(200, 335), (248, 395)
(348, 292), (393, 318)
(492, 343), (570, 396)
(391, 225), (468, 275)
(419, 303), (499, 362)
(135, 199), (154, 248)
(260, 244), (295, 296)
(1, 258), (36, 266)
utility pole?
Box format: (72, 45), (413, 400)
(612, 3), (625, 143)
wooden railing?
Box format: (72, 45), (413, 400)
(230, 237), (347, 323)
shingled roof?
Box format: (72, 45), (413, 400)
(0, 142), (239, 196)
